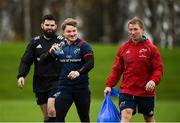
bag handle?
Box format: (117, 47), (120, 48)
(110, 87), (120, 97)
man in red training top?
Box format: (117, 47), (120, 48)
(104, 17), (163, 122)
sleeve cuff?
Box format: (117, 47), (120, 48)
(17, 75), (24, 79)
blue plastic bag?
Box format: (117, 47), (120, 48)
(110, 87), (120, 97)
(97, 91), (120, 122)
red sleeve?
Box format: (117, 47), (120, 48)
(150, 45), (163, 85)
(106, 45), (125, 87)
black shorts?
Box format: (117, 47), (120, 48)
(35, 88), (58, 105)
(119, 93), (154, 117)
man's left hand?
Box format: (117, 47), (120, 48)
(145, 80), (155, 92)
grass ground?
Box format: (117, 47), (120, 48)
(0, 42), (180, 100)
(0, 42), (180, 122)
(0, 99), (180, 122)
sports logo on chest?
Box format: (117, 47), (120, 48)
(139, 48), (149, 58)
(36, 44), (42, 49)
(74, 48), (80, 55)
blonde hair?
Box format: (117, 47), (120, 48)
(128, 17), (144, 29)
(61, 18), (78, 31)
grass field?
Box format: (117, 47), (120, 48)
(0, 99), (180, 122)
(0, 42), (180, 100)
(0, 42), (180, 121)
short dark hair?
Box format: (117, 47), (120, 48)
(42, 14), (57, 23)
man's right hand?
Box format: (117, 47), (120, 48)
(49, 43), (60, 54)
(17, 77), (25, 89)
(104, 87), (111, 96)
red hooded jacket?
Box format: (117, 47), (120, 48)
(106, 39), (163, 97)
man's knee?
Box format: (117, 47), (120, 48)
(47, 98), (56, 117)
(121, 109), (133, 122)
(47, 107), (56, 117)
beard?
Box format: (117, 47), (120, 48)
(43, 29), (56, 38)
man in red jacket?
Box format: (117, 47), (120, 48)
(104, 17), (163, 122)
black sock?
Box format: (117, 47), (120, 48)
(48, 117), (56, 122)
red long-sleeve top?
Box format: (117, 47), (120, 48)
(106, 39), (163, 97)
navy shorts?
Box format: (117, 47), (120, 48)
(119, 93), (154, 117)
(35, 88), (58, 105)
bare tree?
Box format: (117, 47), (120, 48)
(24, 0), (31, 42)
(107, 0), (130, 43)
(0, 0), (23, 41)
(30, 0), (48, 37)
(79, 0), (104, 42)
(168, 0), (175, 48)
